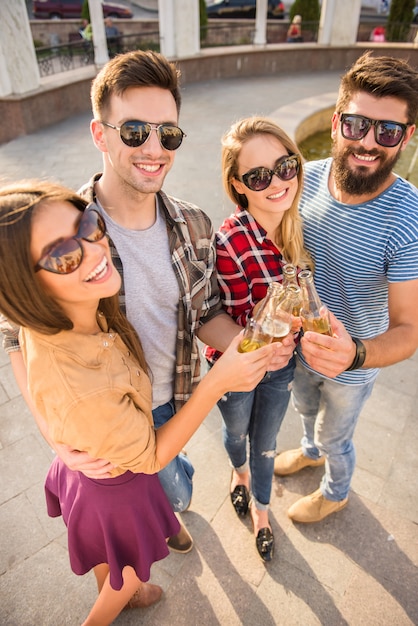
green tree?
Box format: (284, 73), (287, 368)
(386, 0), (415, 41)
(288, 0), (320, 24)
(200, 0), (208, 42)
(81, 0), (90, 22)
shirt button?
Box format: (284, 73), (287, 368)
(103, 341), (109, 347)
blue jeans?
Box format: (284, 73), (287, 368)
(292, 357), (375, 501)
(216, 357), (295, 509)
(152, 400), (194, 513)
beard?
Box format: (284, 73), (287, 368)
(331, 140), (402, 196)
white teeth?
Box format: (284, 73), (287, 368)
(85, 257), (108, 282)
(138, 163), (160, 172)
(355, 153), (377, 162)
(268, 189), (286, 199)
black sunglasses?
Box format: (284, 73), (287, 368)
(340, 113), (408, 148)
(239, 154), (300, 192)
(101, 120), (186, 151)
(34, 208), (106, 275)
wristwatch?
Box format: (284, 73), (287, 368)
(345, 337), (367, 371)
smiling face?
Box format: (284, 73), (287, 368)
(31, 201), (121, 321)
(232, 134), (299, 235)
(331, 92), (415, 200)
(91, 86), (179, 200)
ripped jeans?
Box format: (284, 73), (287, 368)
(216, 357), (295, 509)
(153, 400), (195, 513)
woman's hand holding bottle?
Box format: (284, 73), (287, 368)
(209, 331), (276, 394)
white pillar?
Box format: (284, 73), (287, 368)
(0, 0), (40, 96)
(158, 0), (176, 57)
(158, 0), (199, 58)
(88, 0), (109, 67)
(254, 0), (268, 46)
(318, 0), (361, 46)
(174, 0), (200, 57)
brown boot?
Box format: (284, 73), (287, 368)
(274, 448), (325, 476)
(124, 582), (163, 609)
(166, 514), (193, 553)
(287, 488), (348, 523)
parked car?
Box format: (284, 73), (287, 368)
(206, 0), (285, 19)
(33, 0), (133, 19)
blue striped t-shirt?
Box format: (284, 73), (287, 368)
(299, 158), (418, 385)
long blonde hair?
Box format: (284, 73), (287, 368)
(221, 116), (311, 269)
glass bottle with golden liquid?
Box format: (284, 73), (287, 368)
(282, 263), (302, 315)
(270, 285), (301, 342)
(298, 269), (332, 336)
(238, 282), (284, 352)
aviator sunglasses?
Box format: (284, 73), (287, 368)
(101, 120), (186, 151)
(34, 208), (106, 275)
(239, 154), (301, 192)
(340, 113), (408, 148)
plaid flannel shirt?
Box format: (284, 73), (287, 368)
(79, 174), (223, 409)
(204, 207), (286, 363)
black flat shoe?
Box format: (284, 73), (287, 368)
(256, 527), (274, 562)
(230, 485), (250, 517)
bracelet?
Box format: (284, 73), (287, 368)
(345, 337), (367, 371)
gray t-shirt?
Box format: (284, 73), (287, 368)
(97, 200), (179, 409)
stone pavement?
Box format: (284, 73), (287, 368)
(0, 70), (417, 626)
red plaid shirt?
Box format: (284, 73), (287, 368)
(204, 207), (287, 362)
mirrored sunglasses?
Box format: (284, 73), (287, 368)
(340, 113), (408, 148)
(240, 154), (301, 192)
(34, 208), (106, 275)
(101, 120), (186, 150)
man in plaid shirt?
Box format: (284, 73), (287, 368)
(1, 51), (294, 553)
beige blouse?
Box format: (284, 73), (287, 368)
(20, 316), (161, 477)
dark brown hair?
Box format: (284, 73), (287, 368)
(336, 52), (418, 124)
(0, 180), (147, 372)
(91, 49), (182, 120)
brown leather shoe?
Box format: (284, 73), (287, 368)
(124, 582), (163, 609)
(166, 517), (193, 553)
(274, 448), (325, 476)
(287, 488), (348, 523)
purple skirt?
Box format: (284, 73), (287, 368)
(45, 457), (180, 590)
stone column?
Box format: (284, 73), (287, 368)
(254, 0), (268, 46)
(318, 0), (361, 46)
(158, 0), (199, 58)
(88, 0), (109, 67)
(158, 0), (176, 57)
(0, 0), (39, 97)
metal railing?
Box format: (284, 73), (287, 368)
(35, 21), (417, 77)
(35, 31), (160, 77)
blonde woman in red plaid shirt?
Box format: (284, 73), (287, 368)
(204, 117), (311, 562)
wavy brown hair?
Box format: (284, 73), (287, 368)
(91, 49), (182, 120)
(0, 180), (147, 372)
(336, 52), (418, 124)
(221, 116), (311, 269)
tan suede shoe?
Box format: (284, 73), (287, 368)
(287, 488), (348, 523)
(124, 582), (163, 609)
(274, 448), (325, 476)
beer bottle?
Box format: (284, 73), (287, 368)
(270, 284), (301, 342)
(298, 269), (332, 336)
(238, 282), (284, 352)
(282, 263), (302, 315)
